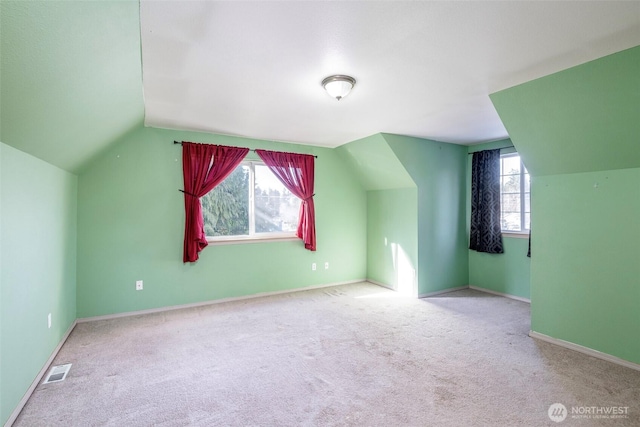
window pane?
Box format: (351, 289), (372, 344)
(502, 212), (521, 231)
(501, 156), (521, 175)
(499, 154), (531, 232)
(202, 165), (249, 236)
(254, 165), (301, 234)
(502, 193), (521, 214)
(525, 213), (531, 231)
(501, 174), (520, 194)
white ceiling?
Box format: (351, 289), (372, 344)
(140, 1), (640, 147)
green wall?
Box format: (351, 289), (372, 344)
(383, 134), (469, 295)
(468, 237), (530, 299)
(0, 143), (3, 424)
(532, 169), (639, 363)
(367, 189), (418, 295)
(336, 134), (419, 295)
(0, 143), (77, 426)
(491, 47), (640, 364)
(467, 139), (531, 300)
(76, 126), (367, 318)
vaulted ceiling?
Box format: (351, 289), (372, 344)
(1, 1), (639, 173)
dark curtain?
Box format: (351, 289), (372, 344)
(470, 149), (504, 254)
(256, 149), (316, 251)
(182, 142), (249, 262)
(527, 228), (531, 257)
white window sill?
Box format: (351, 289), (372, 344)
(502, 232), (530, 239)
(206, 234), (299, 246)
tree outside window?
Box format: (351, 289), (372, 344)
(201, 162), (300, 239)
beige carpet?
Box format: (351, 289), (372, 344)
(14, 282), (640, 426)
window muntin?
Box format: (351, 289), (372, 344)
(500, 154), (530, 233)
(201, 161), (300, 240)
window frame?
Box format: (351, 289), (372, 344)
(205, 160), (300, 245)
(500, 153), (530, 237)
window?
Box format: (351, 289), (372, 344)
(201, 161), (301, 241)
(500, 154), (530, 233)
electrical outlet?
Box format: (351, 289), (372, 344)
(312, 263), (316, 271)
(48, 313), (52, 329)
(325, 262), (329, 270)
(136, 280), (143, 290)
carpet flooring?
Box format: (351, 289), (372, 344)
(13, 282), (640, 426)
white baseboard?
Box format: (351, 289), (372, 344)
(529, 331), (640, 372)
(419, 286), (469, 298)
(367, 280), (481, 300)
(366, 282), (529, 303)
(5, 320), (78, 427)
(77, 279), (367, 323)
(469, 285), (531, 303)
(366, 279), (395, 291)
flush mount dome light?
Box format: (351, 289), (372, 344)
(322, 75), (356, 100)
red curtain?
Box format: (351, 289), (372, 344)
(256, 150), (316, 251)
(182, 142), (249, 262)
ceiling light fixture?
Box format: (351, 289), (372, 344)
(322, 75), (356, 101)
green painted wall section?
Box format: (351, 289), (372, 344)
(468, 237), (530, 299)
(367, 189), (418, 295)
(531, 168), (640, 364)
(76, 126), (367, 318)
(336, 134), (415, 190)
(491, 46), (640, 176)
(0, 142), (3, 423)
(382, 134), (468, 295)
(467, 139), (518, 160)
(0, 0), (144, 173)
(467, 139), (531, 300)
(492, 48), (640, 363)
(0, 143), (77, 426)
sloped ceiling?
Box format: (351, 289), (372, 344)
(491, 46), (640, 176)
(1, 1), (639, 174)
(336, 134), (415, 191)
(0, 0), (144, 173)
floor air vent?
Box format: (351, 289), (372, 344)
(43, 363), (72, 384)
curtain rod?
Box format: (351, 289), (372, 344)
(468, 145), (514, 155)
(173, 141), (318, 158)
